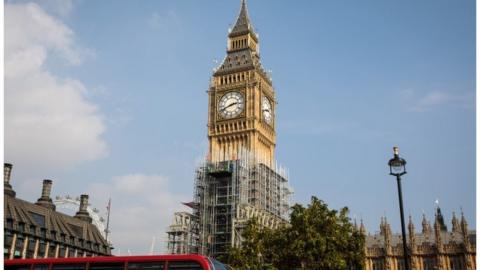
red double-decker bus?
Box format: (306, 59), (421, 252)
(5, 254), (230, 270)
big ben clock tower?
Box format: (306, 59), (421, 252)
(167, 0), (292, 257)
(208, 0), (276, 166)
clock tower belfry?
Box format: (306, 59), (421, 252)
(208, 0), (276, 166)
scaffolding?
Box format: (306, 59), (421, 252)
(191, 147), (293, 257)
(166, 211), (198, 254)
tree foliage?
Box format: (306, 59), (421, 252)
(224, 196), (365, 270)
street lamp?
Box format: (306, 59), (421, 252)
(388, 146), (409, 270)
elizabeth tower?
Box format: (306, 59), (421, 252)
(167, 0), (292, 257)
(208, 0), (276, 166)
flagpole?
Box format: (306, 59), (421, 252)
(105, 198), (111, 242)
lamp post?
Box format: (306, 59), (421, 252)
(388, 146), (409, 270)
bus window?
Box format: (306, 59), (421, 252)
(89, 263), (124, 270)
(207, 258), (229, 270)
(128, 262), (165, 270)
(5, 266), (30, 270)
(168, 261), (202, 270)
(52, 264), (86, 270)
(33, 265), (49, 270)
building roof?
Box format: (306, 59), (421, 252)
(3, 163), (111, 256)
(366, 230), (475, 247)
(213, 0), (271, 81)
(229, 0), (256, 39)
(214, 49), (257, 75)
(5, 195), (108, 247)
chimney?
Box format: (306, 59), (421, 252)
(36, 179), (56, 210)
(75, 194), (93, 223)
(4, 163), (16, 197)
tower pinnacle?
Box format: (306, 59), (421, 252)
(229, 0), (256, 39)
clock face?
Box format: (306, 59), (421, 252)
(218, 91), (245, 119)
(262, 96), (272, 124)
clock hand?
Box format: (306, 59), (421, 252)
(222, 102), (238, 111)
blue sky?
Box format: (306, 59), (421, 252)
(5, 0), (475, 254)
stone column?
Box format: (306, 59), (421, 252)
(21, 236), (28, 259)
(44, 242), (49, 258)
(9, 233), (17, 259)
(33, 239), (39, 259)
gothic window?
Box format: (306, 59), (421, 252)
(372, 259), (384, 270)
(423, 257), (436, 270)
(396, 258), (405, 270)
(450, 256), (465, 270)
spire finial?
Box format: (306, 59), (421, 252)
(229, 0), (256, 38)
(360, 219), (366, 235)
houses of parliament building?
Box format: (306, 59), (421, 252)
(363, 207), (475, 270)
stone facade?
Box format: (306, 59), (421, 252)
(4, 163), (112, 259)
(363, 208), (475, 270)
(208, 0), (276, 167)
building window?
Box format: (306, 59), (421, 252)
(14, 234), (24, 258)
(26, 237), (36, 258)
(450, 256), (465, 270)
(6, 219), (14, 229)
(30, 225), (36, 234)
(48, 242), (56, 257)
(29, 212), (46, 227)
(372, 259), (384, 270)
(396, 258), (405, 270)
(423, 257), (436, 270)
(38, 239), (46, 258)
(18, 223), (25, 232)
(69, 247), (75, 258)
(58, 244), (66, 258)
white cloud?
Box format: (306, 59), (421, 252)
(87, 174), (189, 255)
(5, 2), (107, 174)
(9, 0), (75, 18)
(404, 90), (474, 112)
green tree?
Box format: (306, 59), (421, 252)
(224, 196), (365, 270)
